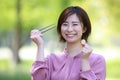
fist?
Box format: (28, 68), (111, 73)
(30, 29), (44, 46)
(81, 39), (93, 59)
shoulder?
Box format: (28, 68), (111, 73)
(89, 52), (106, 64)
(46, 52), (65, 62)
(47, 52), (63, 58)
(90, 52), (105, 60)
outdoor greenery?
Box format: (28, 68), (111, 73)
(106, 58), (120, 79)
(0, 60), (31, 80)
(0, 0), (120, 80)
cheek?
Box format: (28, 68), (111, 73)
(60, 27), (65, 37)
(76, 27), (83, 36)
(76, 27), (82, 32)
(61, 27), (66, 34)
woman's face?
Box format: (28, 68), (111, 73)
(61, 14), (84, 43)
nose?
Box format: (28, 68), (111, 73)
(67, 25), (73, 32)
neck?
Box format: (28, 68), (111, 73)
(66, 41), (82, 56)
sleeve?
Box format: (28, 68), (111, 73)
(80, 54), (106, 80)
(30, 55), (52, 80)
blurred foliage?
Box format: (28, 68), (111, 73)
(103, 0), (120, 46)
(0, 0), (71, 47)
(106, 58), (120, 78)
(0, 59), (32, 80)
(0, 0), (120, 47)
(0, 0), (120, 79)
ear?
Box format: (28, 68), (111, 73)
(82, 27), (86, 33)
(80, 22), (86, 33)
(81, 23), (86, 33)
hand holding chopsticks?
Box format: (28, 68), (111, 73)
(30, 24), (55, 46)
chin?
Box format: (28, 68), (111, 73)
(65, 38), (81, 43)
(66, 40), (78, 43)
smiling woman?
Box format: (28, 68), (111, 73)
(30, 6), (106, 80)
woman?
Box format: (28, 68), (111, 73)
(30, 6), (106, 80)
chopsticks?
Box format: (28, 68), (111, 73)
(39, 24), (55, 33)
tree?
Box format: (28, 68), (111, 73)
(0, 0), (71, 64)
(9, 0), (22, 64)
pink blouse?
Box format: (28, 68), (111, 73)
(30, 50), (106, 80)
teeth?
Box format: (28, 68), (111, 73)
(66, 34), (75, 37)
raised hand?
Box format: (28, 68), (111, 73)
(81, 39), (93, 59)
(30, 29), (44, 46)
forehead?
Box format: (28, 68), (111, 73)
(65, 14), (80, 22)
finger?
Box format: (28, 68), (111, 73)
(31, 30), (43, 37)
(38, 31), (43, 37)
(83, 44), (90, 49)
(83, 48), (93, 54)
(30, 29), (37, 36)
(82, 45), (93, 52)
(82, 48), (88, 54)
(31, 29), (39, 33)
(30, 35), (36, 40)
(81, 39), (86, 46)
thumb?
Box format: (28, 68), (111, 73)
(81, 39), (86, 47)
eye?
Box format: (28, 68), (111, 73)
(73, 23), (78, 26)
(62, 23), (68, 26)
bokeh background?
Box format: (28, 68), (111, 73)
(0, 0), (120, 80)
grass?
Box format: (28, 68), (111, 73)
(0, 58), (120, 80)
(0, 59), (32, 80)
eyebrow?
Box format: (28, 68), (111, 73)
(64, 21), (80, 23)
(72, 21), (80, 23)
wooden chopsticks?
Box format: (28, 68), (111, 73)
(39, 24), (55, 33)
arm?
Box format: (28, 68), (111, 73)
(30, 29), (50, 80)
(80, 43), (96, 80)
(80, 54), (106, 80)
(81, 40), (92, 72)
(36, 44), (45, 61)
(30, 29), (45, 61)
(30, 61), (48, 80)
(80, 40), (106, 80)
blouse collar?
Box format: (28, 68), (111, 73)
(63, 48), (82, 58)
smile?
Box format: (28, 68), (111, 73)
(66, 33), (77, 37)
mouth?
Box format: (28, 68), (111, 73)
(66, 33), (77, 37)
